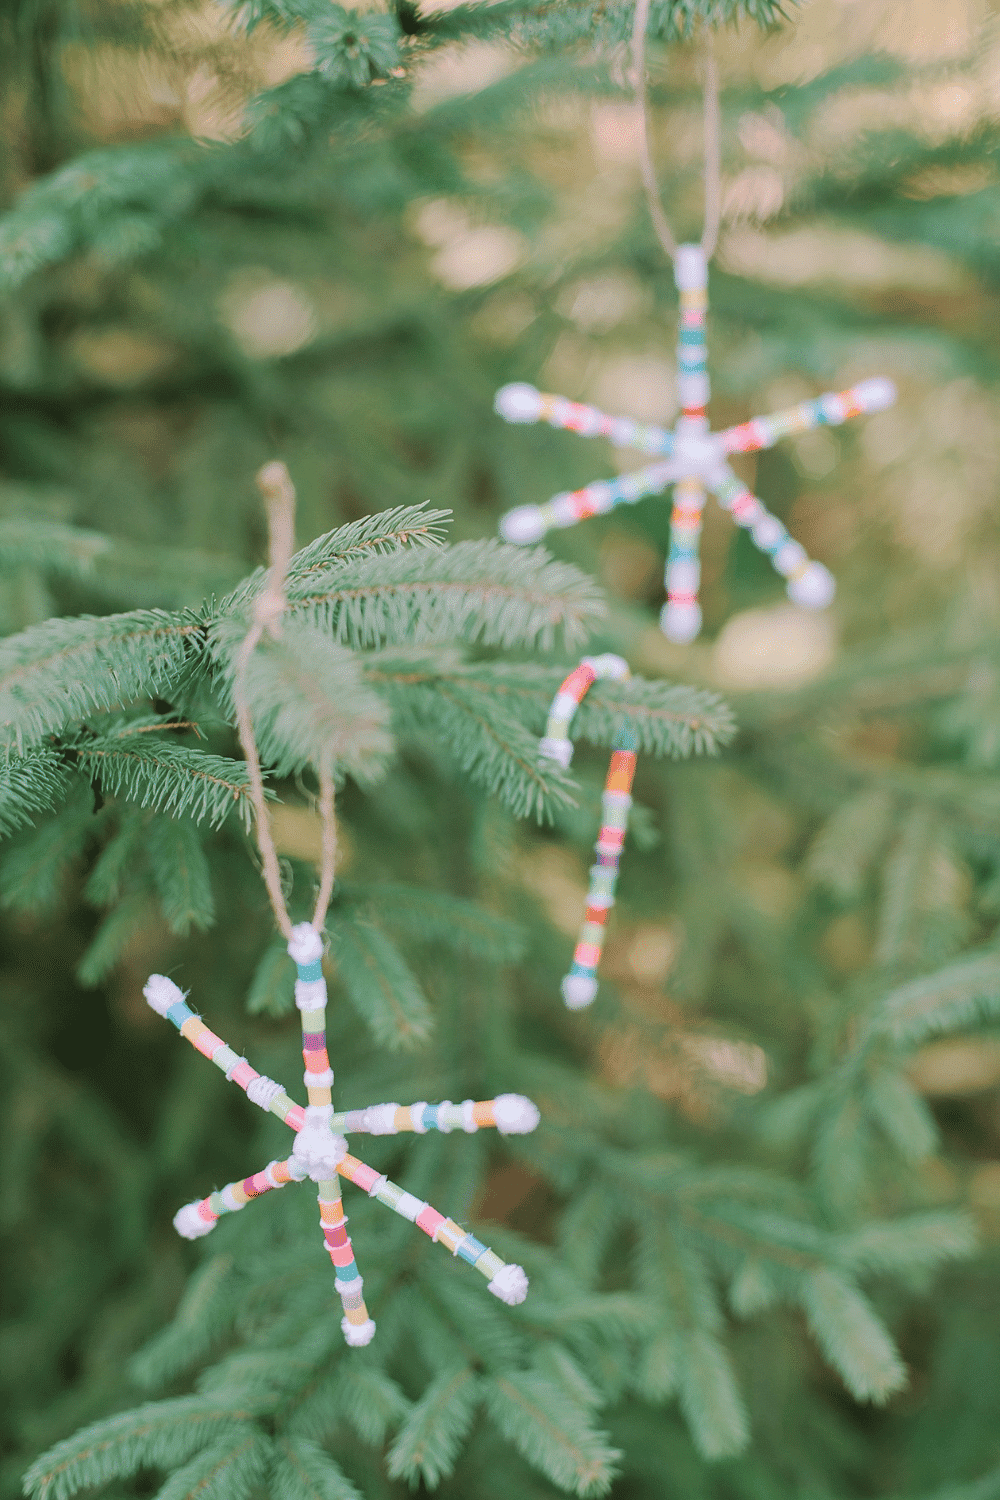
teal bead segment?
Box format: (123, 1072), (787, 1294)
(207, 1190), (228, 1216)
(679, 328), (704, 346)
(166, 1000), (194, 1029)
(335, 1259), (360, 1281)
(457, 1233), (488, 1266)
(296, 959), (323, 982)
(613, 722), (639, 753)
(570, 961), (597, 980)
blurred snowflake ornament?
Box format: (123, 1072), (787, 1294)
(497, 244), (895, 643)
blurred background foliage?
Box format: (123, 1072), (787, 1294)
(5, 0), (1000, 1497)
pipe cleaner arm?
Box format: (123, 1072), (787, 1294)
(495, 383), (675, 455)
(143, 974), (307, 1132)
(333, 1096), (540, 1136)
(718, 377), (896, 457)
(499, 457), (681, 544)
(707, 462), (835, 609)
(336, 1152), (528, 1306)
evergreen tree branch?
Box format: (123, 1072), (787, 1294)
(0, 610), (203, 755)
(68, 730), (257, 830)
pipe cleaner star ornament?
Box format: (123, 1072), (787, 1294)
(144, 923), (538, 1347)
(493, 8), (895, 644)
(496, 243), (896, 643)
(143, 462), (540, 1350)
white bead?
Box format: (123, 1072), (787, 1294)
(660, 600), (702, 644)
(362, 1103), (400, 1135)
(666, 559), (700, 593)
(173, 1202), (216, 1239)
(493, 1094), (540, 1135)
(786, 561), (836, 609)
(499, 505), (547, 544)
(751, 516), (784, 549)
(677, 372), (710, 407)
(342, 1316), (376, 1346)
(674, 243), (708, 290)
(538, 736), (573, 769)
(495, 383), (543, 423)
(410, 1102), (429, 1133)
(294, 977), (327, 1011)
(303, 1068), (334, 1090)
(582, 653), (630, 681)
(144, 974), (185, 1016)
(246, 1075), (285, 1110)
(488, 1263), (529, 1305)
(772, 540), (807, 577)
(288, 922), (324, 965)
(852, 376), (896, 412)
(585, 481), (614, 513)
(461, 1099), (478, 1133)
(547, 492), (581, 527)
(562, 974), (598, 1009)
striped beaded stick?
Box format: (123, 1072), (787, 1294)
(144, 924), (539, 1344)
(664, 243), (710, 645)
(538, 655), (636, 1008)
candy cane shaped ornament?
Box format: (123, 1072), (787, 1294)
(539, 655), (637, 1008)
(497, 241), (895, 642)
(146, 923), (540, 1346)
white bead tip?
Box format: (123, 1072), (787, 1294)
(538, 736), (573, 770)
(561, 974), (598, 1010)
(500, 505), (547, 545)
(173, 1202), (216, 1239)
(852, 376), (897, 412)
(787, 562), (836, 609)
(287, 922), (324, 965)
(495, 383), (543, 424)
(342, 1317), (377, 1347)
(493, 1094), (541, 1135)
(488, 1263), (529, 1306)
(583, 653), (630, 682)
(660, 601), (702, 644)
(143, 974), (185, 1017)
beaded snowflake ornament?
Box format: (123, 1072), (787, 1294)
(144, 922), (539, 1347)
(539, 654), (637, 1009)
(497, 243), (896, 643)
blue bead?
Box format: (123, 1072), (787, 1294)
(458, 1234), (487, 1265)
(297, 960), (323, 982)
